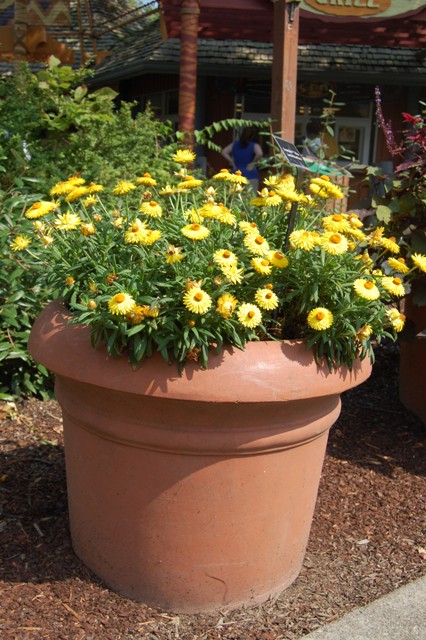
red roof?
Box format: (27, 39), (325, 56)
(159, 0), (426, 47)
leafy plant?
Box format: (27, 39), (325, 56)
(0, 57), (175, 191)
(0, 57), (178, 398)
(371, 87), (426, 255)
(0, 190), (52, 398)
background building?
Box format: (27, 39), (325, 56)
(1, 1), (425, 205)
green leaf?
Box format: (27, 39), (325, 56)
(94, 87), (119, 100)
(74, 86), (88, 101)
(375, 205), (393, 223)
(127, 324), (145, 337)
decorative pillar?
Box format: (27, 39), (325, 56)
(270, 0), (301, 142)
(178, 0), (200, 148)
(13, 0), (28, 58)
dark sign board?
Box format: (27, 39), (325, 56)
(272, 135), (310, 171)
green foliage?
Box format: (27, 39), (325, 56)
(0, 57), (177, 397)
(371, 93), (426, 255)
(0, 57), (175, 191)
(178, 118), (271, 153)
(0, 190), (52, 398)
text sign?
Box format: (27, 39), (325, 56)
(272, 135), (310, 171)
(301, 0), (426, 20)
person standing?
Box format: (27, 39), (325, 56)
(302, 120), (338, 161)
(221, 127), (263, 191)
(302, 120), (323, 159)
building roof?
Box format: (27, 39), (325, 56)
(92, 25), (426, 87)
(159, 0), (426, 47)
(1, 1), (425, 87)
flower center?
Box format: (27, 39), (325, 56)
(261, 260), (269, 267)
(149, 201), (157, 206)
(191, 224), (201, 230)
(274, 251), (284, 260)
(223, 250), (231, 258)
(255, 235), (265, 245)
(316, 311), (325, 320)
(248, 311), (255, 318)
(330, 233), (342, 244)
(364, 281), (374, 290)
(398, 258), (406, 264)
(265, 292), (272, 299)
(144, 172), (151, 177)
(393, 277), (402, 285)
(235, 170), (242, 176)
(332, 214), (343, 221)
(115, 293), (126, 303)
(194, 292), (203, 301)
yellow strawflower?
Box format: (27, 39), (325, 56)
(10, 235), (31, 251)
(237, 303), (262, 328)
(307, 307), (334, 331)
(183, 287), (212, 314)
(108, 293), (136, 315)
(172, 149), (196, 164)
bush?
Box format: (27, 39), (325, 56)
(0, 57), (176, 398)
(0, 57), (176, 191)
(0, 189), (52, 398)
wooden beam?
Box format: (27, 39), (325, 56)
(14, 0), (28, 57)
(178, 0), (200, 147)
(270, 0), (300, 142)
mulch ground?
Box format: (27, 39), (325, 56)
(0, 346), (425, 640)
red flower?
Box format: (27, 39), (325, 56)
(402, 112), (423, 124)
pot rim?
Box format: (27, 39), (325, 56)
(28, 301), (372, 403)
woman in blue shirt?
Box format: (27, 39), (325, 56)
(221, 127), (263, 192)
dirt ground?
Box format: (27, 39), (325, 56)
(1, 346), (425, 640)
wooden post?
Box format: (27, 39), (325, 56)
(178, 0), (200, 148)
(270, 0), (300, 142)
(13, 0), (28, 58)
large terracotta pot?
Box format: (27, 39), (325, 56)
(28, 302), (371, 613)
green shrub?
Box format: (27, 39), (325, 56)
(0, 58), (177, 398)
(0, 188), (52, 399)
(0, 57), (176, 191)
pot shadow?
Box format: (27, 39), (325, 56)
(0, 442), (101, 585)
(327, 345), (426, 478)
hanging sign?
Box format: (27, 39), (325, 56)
(301, 0), (426, 20)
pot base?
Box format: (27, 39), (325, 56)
(61, 383), (332, 613)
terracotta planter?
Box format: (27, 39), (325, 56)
(28, 302), (371, 613)
(399, 292), (426, 425)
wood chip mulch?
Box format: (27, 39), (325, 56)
(0, 346), (425, 640)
